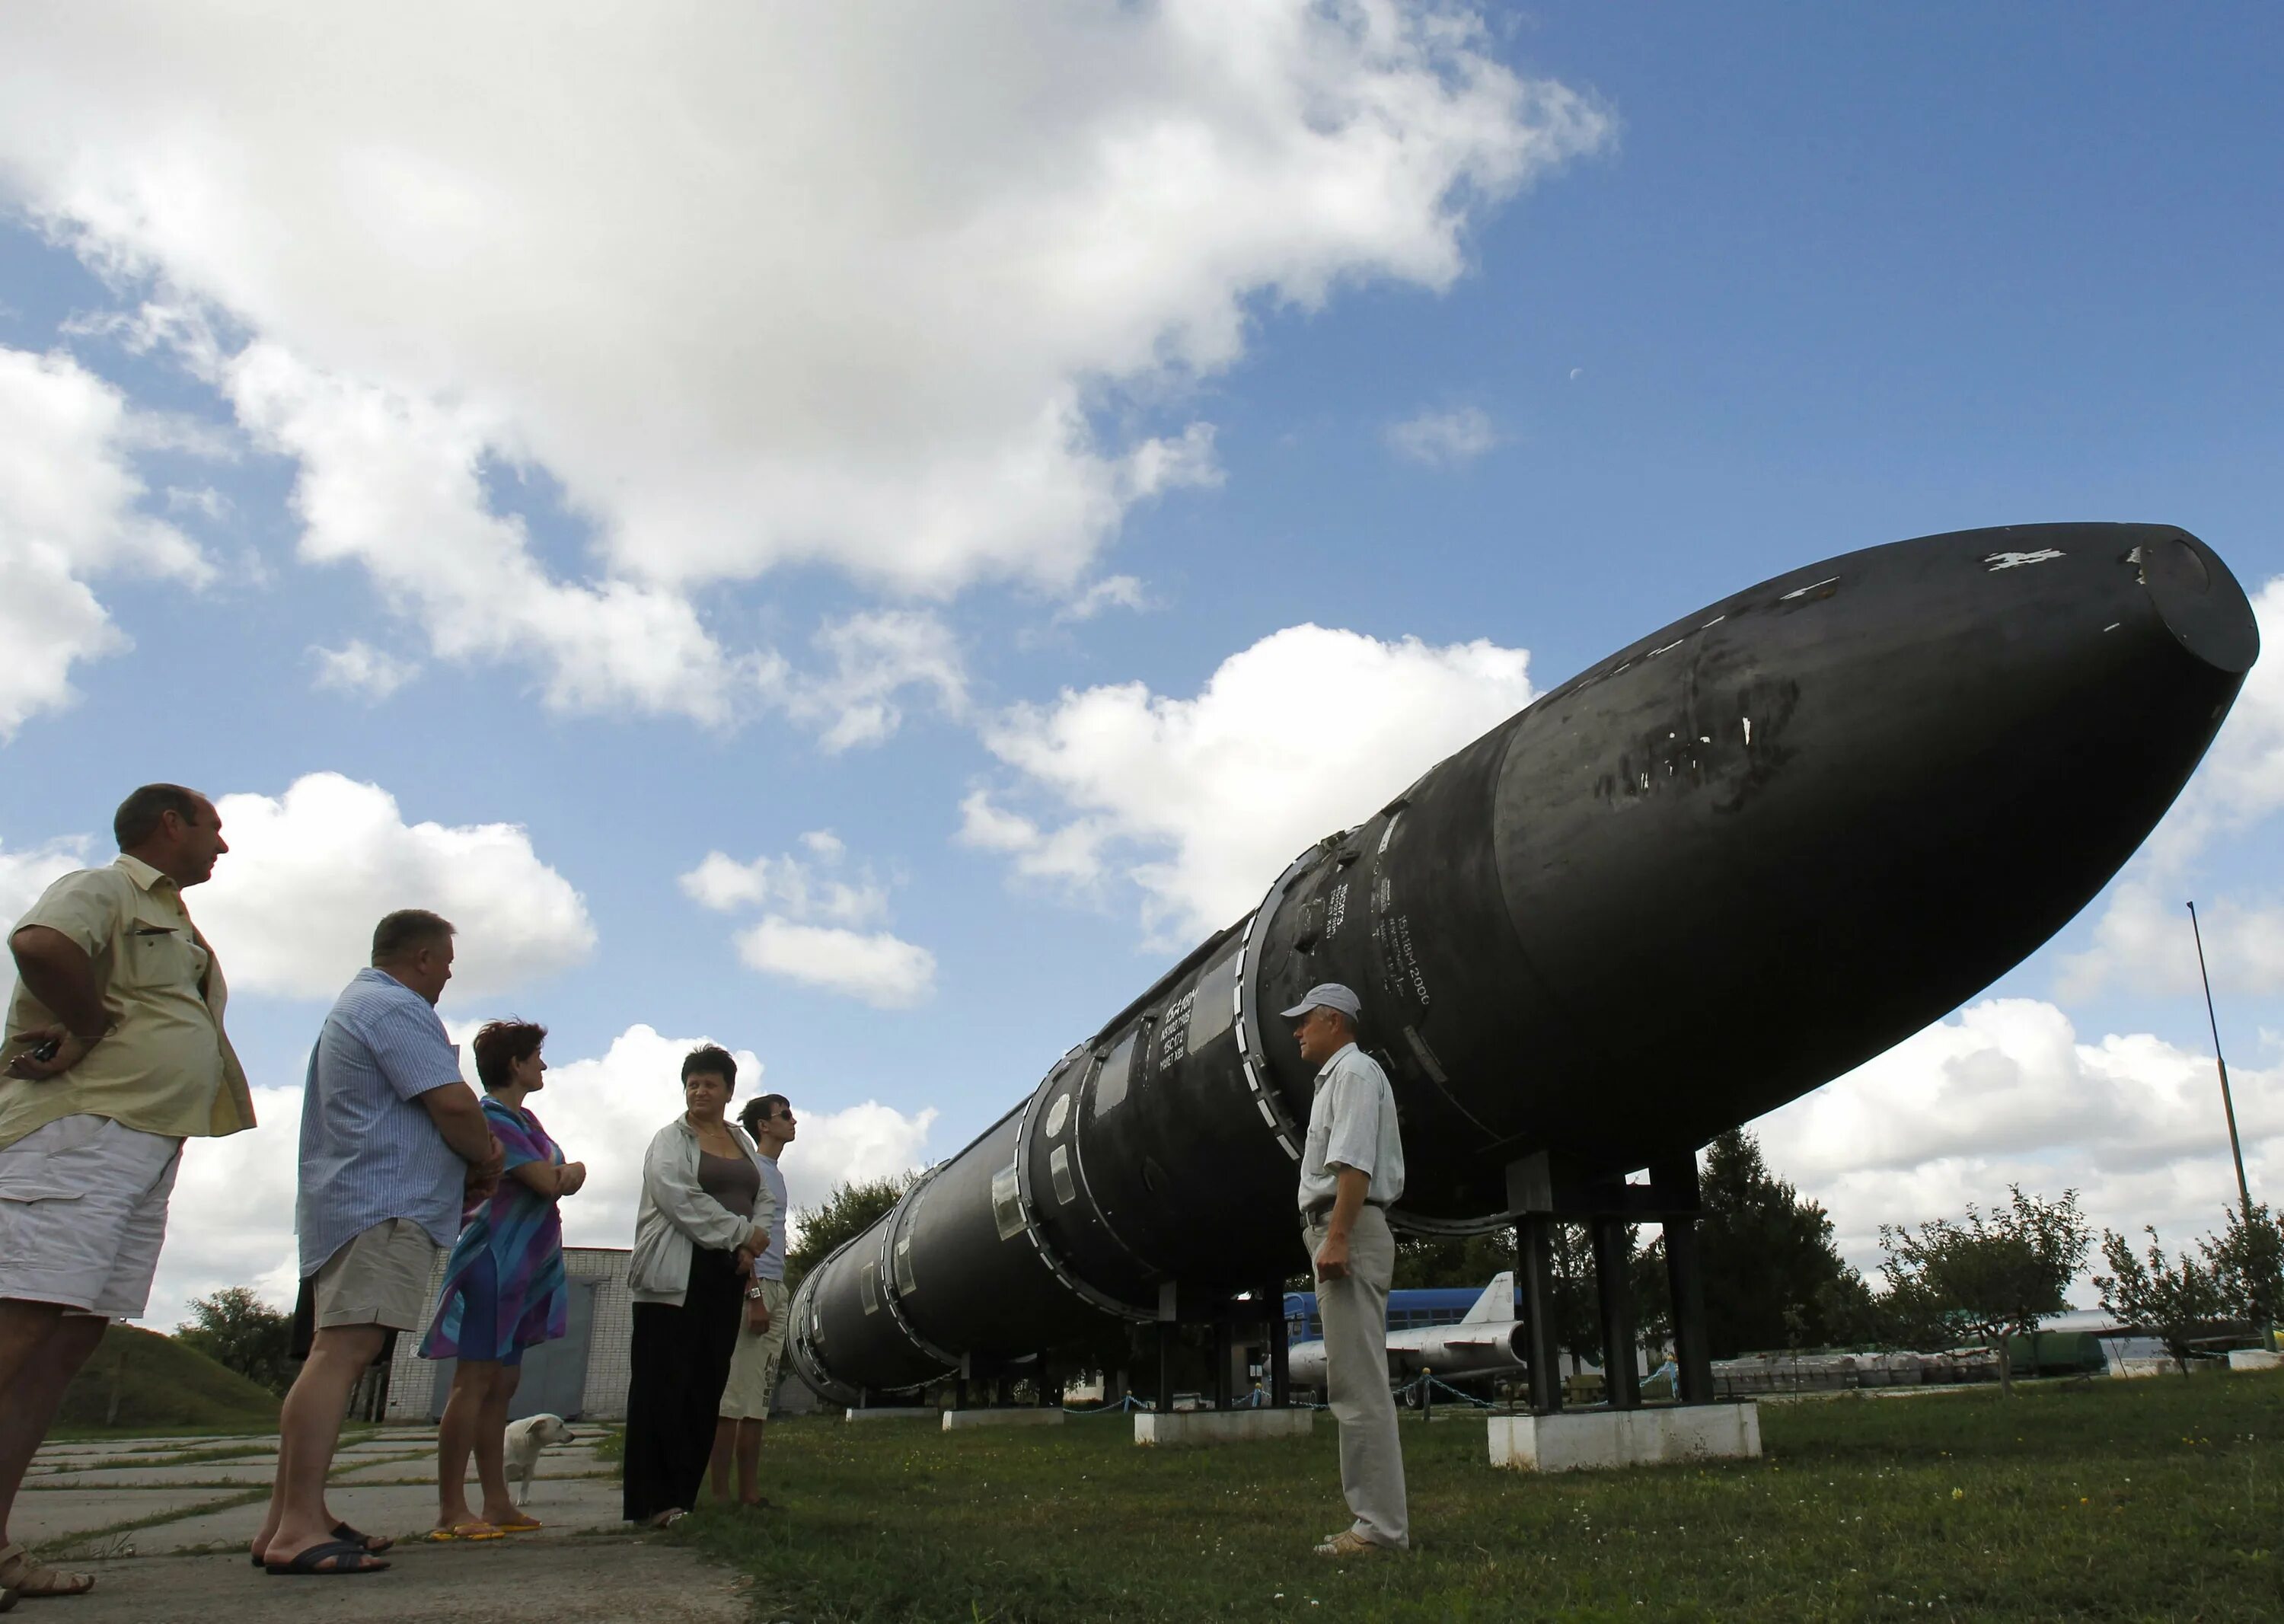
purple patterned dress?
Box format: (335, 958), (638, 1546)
(418, 1096), (569, 1366)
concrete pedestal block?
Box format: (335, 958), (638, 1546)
(943, 1407), (1067, 1431)
(843, 1405), (940, 1422)
(1488, 1403), (1761, 1472)
(1134, 1408), (1315, 1447)
(2226, 1348), (2282, 1372)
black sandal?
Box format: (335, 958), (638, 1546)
(251, 1521), (392, 1565)
(264, 1538), (389, 1576)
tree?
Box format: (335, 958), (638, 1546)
(174, 1287), (293, 1394)
(2095, 1227), (2232, 1374)
(1878, 1185), (2091, 1395)
(1392, 1228), (1514, 1291)
(2203, 1202), (2284, 1333)
(1698, 1129), (1872, 1357)
(785, 1172), (920, 1291)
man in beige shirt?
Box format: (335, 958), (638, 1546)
(0, 783), (253, 1602)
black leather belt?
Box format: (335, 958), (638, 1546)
(1300, 1198), (1388, 1222)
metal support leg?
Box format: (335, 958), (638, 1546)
(1663, 1210), (1715, 1405)
(1518, 1217), (1563, 1415)
(1592, 1215), (1641, 1410)
(1212, 1315), (1234, 1410)
(994, 1374), (1014, 1407)
(1266, 1281), (1292, 1408)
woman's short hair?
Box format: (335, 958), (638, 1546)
(738, 1093), (788, 1136)
(681, 1044), (737, 1089)
(473, 1019), (547, 1092)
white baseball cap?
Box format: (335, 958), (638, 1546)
(1281, 982), (1361, 1021)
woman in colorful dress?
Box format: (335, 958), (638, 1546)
(419, 1018), (586, 1538)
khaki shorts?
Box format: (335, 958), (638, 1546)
(719, 1277), (790, 1419)
(0, 1114), (182, 1319)
(314, 1217), (439, 1332)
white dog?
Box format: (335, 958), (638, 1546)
(502, 1413), (576, 1506)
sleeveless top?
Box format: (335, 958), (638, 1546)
(697, 1149), (759, 1219)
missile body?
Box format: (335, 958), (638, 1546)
(789, 524), (2258, 1403)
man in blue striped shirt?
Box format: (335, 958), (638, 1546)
(254, 910), (503, 1577)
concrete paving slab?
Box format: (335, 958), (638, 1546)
(33, 1540), (751, 1624)
(132, 1477), (632, 1554)
(28, 1462), (283, 1488)
(329, 1453), (608, 1485)
(9, 1489), (253, 1546)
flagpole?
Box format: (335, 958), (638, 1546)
(2188, 901), (2254, 1224)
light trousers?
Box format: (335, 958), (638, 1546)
(1305, 1204), (1408, 1549)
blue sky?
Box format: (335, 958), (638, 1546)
(1, 3), (2278, 1324)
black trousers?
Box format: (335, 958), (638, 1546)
(624, 1246), (743, 1520)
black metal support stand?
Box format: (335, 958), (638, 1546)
(1591, 1215), (1640, 1410)
(1652, 1156), (1715, 1403)
(1211, 1316), (1234, 1409)
(1510, 1148), (1709, 1414)
(1516, 1214), (1564, 1415)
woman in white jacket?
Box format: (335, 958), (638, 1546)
(622, 1044), (775, 1525)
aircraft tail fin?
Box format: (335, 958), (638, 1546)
(1460, 1270), (1517, 1323)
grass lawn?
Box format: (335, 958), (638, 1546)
(679, 1370), (2284, 1623)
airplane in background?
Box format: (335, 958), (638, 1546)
(1287, 1271), (1526, 1389)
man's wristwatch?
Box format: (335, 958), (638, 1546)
(745, 1284), (766, 1300)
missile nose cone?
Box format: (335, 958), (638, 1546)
(2139, 529), (2259, 676)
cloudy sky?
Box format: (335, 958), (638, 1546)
(1, 4), (2279, 1327)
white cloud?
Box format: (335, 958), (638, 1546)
(2059, 575), (2284, 1000)
(164, 484), (231, 520)
(0, 4), (1606, 717)
(1384, 404), (1500, 467)
(733, 919), (939, 1010)
(680, 843), (888, 928)
(0, 345), (212, 739)
(310, 638), (418, 700)
(1054, 574), (1153, 624)
(1756, 997), (2283, 1294)
(965, 623), (1536, 939)
(222, 345), (742, 725)
(780, 610), (969, 753)
(194, 772), (595, 1003)
(144, 1025), (936, 1328)
(682, 833), (935, 1007)
(0, 834), (89, 927)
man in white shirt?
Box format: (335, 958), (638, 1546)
(1287, 981), (1408, 1558)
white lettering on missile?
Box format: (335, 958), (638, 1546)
(1743, 717), (1753, 745)
(1701, 615), (1726, 630)
(1649, 638), (1686, 656)
(1327, 881), (1348, 936)
(2104, 622), (2122, 632)
(1984, 548), (2065, 570)
(1781, 576), (1839, 600)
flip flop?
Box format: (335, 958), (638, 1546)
(423, 1522), (506, 1543)
(251, 1521), (393, 1566)
(491, 1514), (544, 1533)
(334, 1521), (394, 1554)
(265, 1538), (388, 1576)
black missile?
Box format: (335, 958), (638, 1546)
(787, 523), (2259, 1403)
